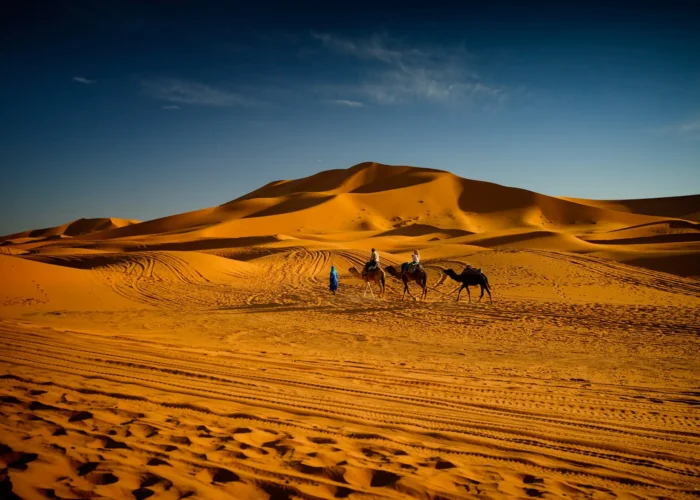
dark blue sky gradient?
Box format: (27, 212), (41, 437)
(1, 0), (699, 234)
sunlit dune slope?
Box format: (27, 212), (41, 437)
(22, 162), (683, 244)
(0, 254), (140, 313)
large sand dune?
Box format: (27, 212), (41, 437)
(1, 163), (699, 499)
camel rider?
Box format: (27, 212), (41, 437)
(402, 250), (421, 274)
(364, 248), (379, 276)
(403, 249), (418, 273)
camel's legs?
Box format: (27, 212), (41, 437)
(456, 284), (464, 302)
(466, 285), (471, 303)
(368, 281), (376, 299)
(404, 280), (417, 301)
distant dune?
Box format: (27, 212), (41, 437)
(2, 217), (139, 241)
(561, 194), (700, 222)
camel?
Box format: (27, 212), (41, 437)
(348, 266), (385, 298)
(443, 268), (492, 303)
(385, 265), (428, 301)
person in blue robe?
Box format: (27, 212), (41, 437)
(329, 265), (339, 294)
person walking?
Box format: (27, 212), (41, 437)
(329, 265), (339, 294)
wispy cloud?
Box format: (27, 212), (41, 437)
(162, 105), (180, 110)
(142, 79), (260, 107)
(73, 76), (96, 84)
(311, 32), (504, 106)
(657, 116), (700, 138)
(332, 99), (365, 107)
(677, 119), (700, 134)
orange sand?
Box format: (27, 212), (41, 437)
(1, 162), (698, 499)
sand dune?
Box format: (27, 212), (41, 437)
(561, 194), (700, 222)
(581, 220), (700, 244)
(3, 162), (672, 245)
(1, 163), (699, 499)
(3, 217), (139, 241)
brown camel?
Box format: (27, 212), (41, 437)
(348, 266), (386, 298)
(443, 268), (492, 303)
(385, 265), (428, 301)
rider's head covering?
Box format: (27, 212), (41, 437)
(371, 248), (375, 252)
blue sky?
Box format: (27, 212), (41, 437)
(1, 0), (699, 235)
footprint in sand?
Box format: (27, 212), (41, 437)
(76, 462), (99, 476)
(140, 473), (173, 489)
(85, 471), (119, 486)
(1, 444), (38, 471)
(129, 423), (159, 438)
(370, 470), (401, 488)
(210, 467), (240, 483)
(169, 435), (192, 445)
(132, 487), (154, 499)
(146, 457), (171, 467)
(68, 411), (93, 423)
(90, 436), (129, 450)
(306, 436), (337, 445)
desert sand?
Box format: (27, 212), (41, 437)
(1, 162), (699, 499)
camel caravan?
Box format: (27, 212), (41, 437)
(346, 248), (492, 303)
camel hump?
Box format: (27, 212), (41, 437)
(463, 267), (484, 276)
